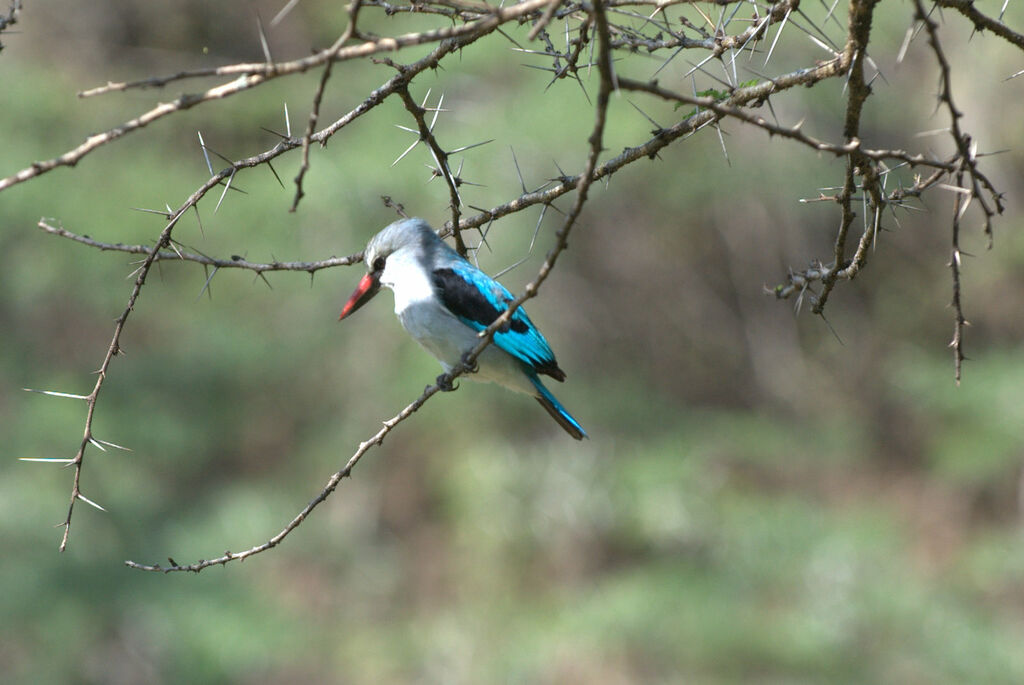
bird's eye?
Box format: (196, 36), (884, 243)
(373, 257), (386, 271)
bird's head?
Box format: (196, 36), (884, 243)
(338, 218), (436, 320)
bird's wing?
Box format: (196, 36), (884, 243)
(431, 263), (565, 380)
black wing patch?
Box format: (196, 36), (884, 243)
(431, 266), (565, 380)
(432, 268), (529, 334)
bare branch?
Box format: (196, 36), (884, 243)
(126, 376), (450, 572)
(125, 0), (618, 573)
(12, 0), (1016, 556)
(291, 0), (365, 212)
(38, 220), (360, 273)
(935, 0), (1024, 50)
(0, 0), (553, 193)
(395, 87), (469, 255)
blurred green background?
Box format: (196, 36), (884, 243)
(3, 1), (1024, 683)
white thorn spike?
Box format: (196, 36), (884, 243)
(95, 438), (132, 452)
(198, 131), (214, 175)
(76, 493), (107, 512)
(23, 388), (90, 400)
(214, 169), (235, 213)
(392, 140), (419, 167)
(429, 93), (445, 132)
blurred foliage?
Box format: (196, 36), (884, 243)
(3, 1), (1024, 683)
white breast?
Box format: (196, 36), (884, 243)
(381, 250), (436, 314)
(381, 251), (535, 395)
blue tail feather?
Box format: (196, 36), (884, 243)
(530, 376), (587, 440)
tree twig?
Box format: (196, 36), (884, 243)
(125, 0), (618, 573)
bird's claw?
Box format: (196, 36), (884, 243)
(436, 374), (457, 392)
(460, 352), (479, 374)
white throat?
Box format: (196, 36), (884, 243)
(381, 249), (436, 314)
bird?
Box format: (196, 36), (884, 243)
(338, 217), (587, 440)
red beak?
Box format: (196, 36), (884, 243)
(339, 271), (382, 320)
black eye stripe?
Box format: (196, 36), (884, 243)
(373, 257), (385, 271)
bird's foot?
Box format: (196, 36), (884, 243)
(435, 374), (458, 392)
(460, 352), (479, 374)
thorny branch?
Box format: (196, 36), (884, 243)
(395, 86), (470, 256)
(914, 0), (1004, 240)
(291, 0), (365, 212)
(126, 0), (618, 574)
(772, 0), (1006, 336)
(44, 169), (244, 550)
(935, 0), (1024, 50)
(21, 31), (481, 549)
(804, 0), (882, 316)
(6, 0), (1020, 558)
(0, 0), (553, 193)
(912, 0), (1005, 382)
(36, 220), (362, 274)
